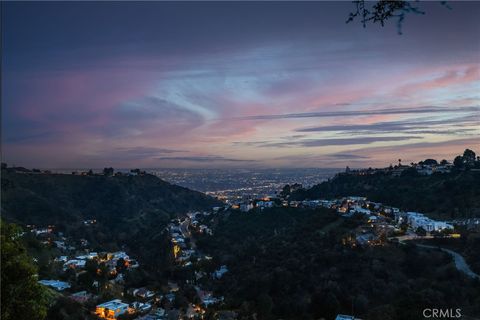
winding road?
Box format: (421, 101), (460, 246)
(393, 235), (479, 279)
(180, 218), (197, 249)
(415, 243), (480, 279)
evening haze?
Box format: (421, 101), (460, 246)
(2, 1), (479, 169)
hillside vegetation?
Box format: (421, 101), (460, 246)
(1, 168), (221, 276)
(197, 207), (480, 320)
(290, 149), (480, 219)
(292, 170), (480, 219)
(1, 220), (51, 320)
(1, 169), (220, 226)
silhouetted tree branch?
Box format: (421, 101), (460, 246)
(347, 0), (451, 34)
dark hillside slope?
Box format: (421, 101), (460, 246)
(292, 170), (480, 219)
(196, 207), (480, 320)
(1, 169), (221, 272)
(1, 170), (220, 226)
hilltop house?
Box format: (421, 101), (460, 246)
(70, 290), (92, 303)
(240, 203), (254, 212)
(95, 299), (130, 320)
(38, 279), (71, 291)
(63, 259), (86, 270)
(132, 287), (155, 299)
(256, 200), (274, 208)
(109, 251), (129, 261)
(197, 289), (223, 306)
(356, 233), (378, 247)
(406, 212), (453, 232)
(87, 252), (98, 259)
(130, 302), (152, 314)
(351, 205), (371, 215)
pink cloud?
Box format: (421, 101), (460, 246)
(4, 45), (479, 168)
(396, 64), (479, 97)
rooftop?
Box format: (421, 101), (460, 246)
(97, 299), (129, 309)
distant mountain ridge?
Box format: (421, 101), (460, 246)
(1, 168), (221, 227)
(291, 167), (480, 219)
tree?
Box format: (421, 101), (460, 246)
(280, 185), (291, 198)
(323, 292), (341, 319)
(453, 155), (464, 169)
(440, 159), (448, 165)
(173, 292), (189, 310)
(416, 227), (427, 237)
(103, 167), (114, 176)
(1, 220), (50, 320)
(423, 159), (438, 166)
(354, 294), (369, 315)
(85, 258), (99, 275)
(463, 149), (476, 167)
(368, 305), (396, 320)
(46, 296), (86, 320)
(347, 0), (451, 34)
(97, 262), (110, 283)
(116, 257), (127, 273)
(401, 167), (418, 177)
(77, 271), (94, 289)
(257, 293), (273, 317)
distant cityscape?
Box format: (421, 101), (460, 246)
(41, 153), (474, 205)
(3, 148), (480, 320)
(2, 0), (480, 319)
(152, 168), (341, 203)
(47, 168), (341, 203)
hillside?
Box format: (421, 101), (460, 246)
(291, 170), (480, 219)
(196, 207), (480, 320)
(1, 169), (221, 273)
(1, 169), (220, 226)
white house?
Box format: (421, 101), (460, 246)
(38, 279), (71, 291)
(133, 288), (155, 299)
(95, 299), (130, 319)
(432, 221), (454, 231)
(407, 211), (454, 232)
(64, 259), (86, 270)
(86, 252), (98, 259)
(110, 251), (129, 261)
(352, 206), (371, 215)
(257, 201), (274, 208)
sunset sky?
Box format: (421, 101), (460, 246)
(2, 1), (479, 168)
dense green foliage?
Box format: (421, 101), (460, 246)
(1, 220), (51, 320)
(2, 158), (479, 320)
(418, 232), (480, 275)
(1, 169), (220, 226)
(1, 169), (221, 282)
(292, 170), (480, 219)
(198, 208), (480, 320)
